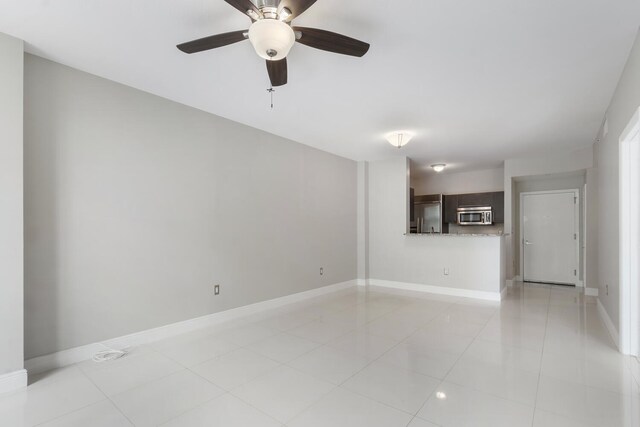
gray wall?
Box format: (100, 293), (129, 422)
(595, 30), (640, 331)
(24, 54), (357, 359)
(0, 33), (24, 375)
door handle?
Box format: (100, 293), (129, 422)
(524, 240), (532, 245)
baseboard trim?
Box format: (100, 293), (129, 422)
(0, 369), (27, 394)
(500, 286), (508, 300)
(597, 298), (619, 349)
(25, 280), (357, 375)
(367, 279), (503, 302)
(585, 287), (599, 297)
(355, 279), (367, 287)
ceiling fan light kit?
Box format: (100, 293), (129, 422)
(248, 19), (295, 60)
(177, 0), (370, 87)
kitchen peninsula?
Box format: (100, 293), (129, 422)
(362, 157), (507, 302)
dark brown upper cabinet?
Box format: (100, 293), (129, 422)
(443, 194), (458, 224)
(457, 192), (493, 207)
(492, 191), (505, 223)
(442, 191), (505, 224)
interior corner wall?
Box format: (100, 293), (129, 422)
(585, 167), (599, 291)
(23, 54), (357, 360)
(0, 33), (24, 376)
(357, 161), (369, 282)
(594, 29), (640, 333)
(503, 146), (594, 280)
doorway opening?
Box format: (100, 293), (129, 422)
(520, 190), (580, 286)
(619, 107), (640, 356)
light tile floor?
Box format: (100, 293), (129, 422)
(2, 283), (640, 426)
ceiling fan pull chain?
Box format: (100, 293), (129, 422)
(267, 86), (275, 109)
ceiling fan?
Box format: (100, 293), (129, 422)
(177, 0), (370, 87)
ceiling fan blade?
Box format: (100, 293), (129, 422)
(293, 27), (370, 57)
(177, 30), (247, 54)
(224, 0), (261, 19)
(278, 0), (318, 20)
(266, 58), (288, 86)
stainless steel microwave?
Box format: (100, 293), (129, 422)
(457, 206), (493, 225)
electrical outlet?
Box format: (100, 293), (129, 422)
(444, 268), (450, 276)
(319, 267), (324, 276)
(214, 285), (220, 295)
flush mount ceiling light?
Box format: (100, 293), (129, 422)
(431, 164), (446, 172)
(386, 131), (415, 149)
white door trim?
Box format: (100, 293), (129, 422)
(519, 189), (580, 286)
(583, 182), (588, 288)
(619, 107), (640, 356)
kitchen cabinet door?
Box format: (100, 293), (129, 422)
(457, 192), (492, 207)
(443, 194), (458, 224)
(410, 188), (415, 222)
(492, 191), (505, 223)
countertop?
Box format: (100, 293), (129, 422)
(405, 233), (507, 237)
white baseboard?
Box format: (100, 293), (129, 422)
(585, 287), (599, 297)
(500, 286), (508, 300)
(597, 298), (619, 349)
(367, 279), (503, 302)
(0, 369), (27, 394)
(26, 280), (357, 375)
(355, 279), (367, 287)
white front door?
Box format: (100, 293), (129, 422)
(522, 191), (578, 285)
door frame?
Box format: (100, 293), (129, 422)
(619, 107), (640, 356)
(519, 189), (580, 286)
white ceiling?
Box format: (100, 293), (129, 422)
(1, 0), (639, 172)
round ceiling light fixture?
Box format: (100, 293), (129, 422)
(385, 131), (415, 149)
(431, 164), (446, 173)
(248, 19), (295, 61)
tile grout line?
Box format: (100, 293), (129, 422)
(169, 288), (382, 426)
(409, 302), (501, 423)
(530, 282), (552, 427)
(75, 363), (137, 427)
(286, 289), (447, 422)
(331, 298), (465, 419)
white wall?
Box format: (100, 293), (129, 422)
(503, 146), (594, 280)
(23, 55), (357, 359)
(411, 166), (504, 195)
(512, 173), (587, 282)
(0, 33), (24, 378)
(367, 157), (504, 295)
(594, 30), (640, 332)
